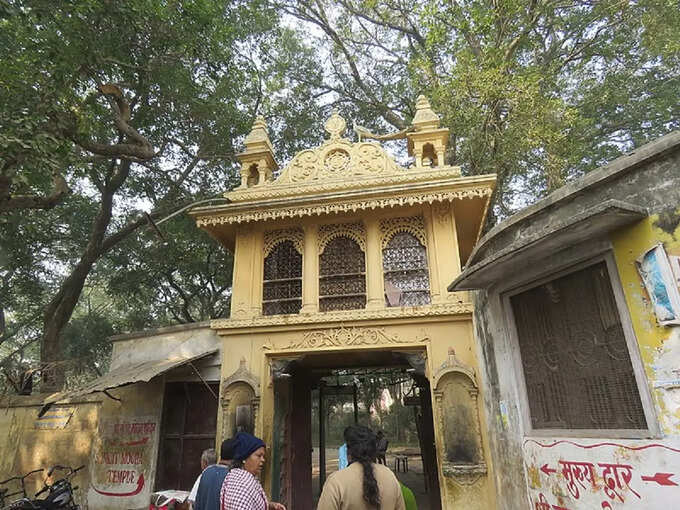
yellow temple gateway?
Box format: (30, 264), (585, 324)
(0, 96), (498, 510)
(189, 96), (497, 509)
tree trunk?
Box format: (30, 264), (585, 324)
(40, 162), (129, 390)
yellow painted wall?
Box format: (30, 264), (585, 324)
(0, 379), (164, 510)
(611, 211), (680, 435)
(0, 398), (98, 499)
(210, 144), (497, 507)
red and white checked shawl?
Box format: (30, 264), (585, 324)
(220, 468), (268, 510)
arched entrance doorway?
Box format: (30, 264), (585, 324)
(270, 349), (442, 510)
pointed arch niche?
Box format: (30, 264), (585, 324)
(221, 358), (260, 437)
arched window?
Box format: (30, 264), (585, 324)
(319, 236), (366, 311)
(382, 232), (431, 307)
(262, 240), (302, 315)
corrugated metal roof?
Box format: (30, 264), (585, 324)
(42, 349), (218, 408)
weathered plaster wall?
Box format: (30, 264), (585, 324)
(111, 322), (221, 381)
(468, 133), (680, 509)
(612, 214), (680, 436)
(0, 380), (162, 510)
(0, 397), (99, 500)
(86, 380), (164, 510)
(0, 324), (222, 509)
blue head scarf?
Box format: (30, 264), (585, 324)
(233, 432), (266, 461)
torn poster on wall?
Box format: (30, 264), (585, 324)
(523, 438), (680, 509)
(636, 244), (680, 326)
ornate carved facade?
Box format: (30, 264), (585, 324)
(191, 98), (497, 510)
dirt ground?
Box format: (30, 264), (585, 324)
(312, 447), (430, 510)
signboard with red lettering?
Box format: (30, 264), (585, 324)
(523, 438), (680, 509)
(87, 417), (158, 509)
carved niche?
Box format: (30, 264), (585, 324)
(433, 348), (487, 482)
(221, 358), (260, 437)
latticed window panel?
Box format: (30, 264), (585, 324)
(263, 299), (302, 316)
(511, 262), (647, 430)
(263, 240), (302, 316)
(319, 235), (366, 312)
(382, 232), (431, 307)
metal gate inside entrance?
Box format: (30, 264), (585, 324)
(270, 350), (442, 510)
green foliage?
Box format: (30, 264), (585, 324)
(0, 0), (326, 387)
(281, 0), (680, 220)
(105, 215), (234, 329)
(1, 0), (678, 389)
(312, 372), (419, 447)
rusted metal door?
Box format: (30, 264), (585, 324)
(155, 382), (219, 491)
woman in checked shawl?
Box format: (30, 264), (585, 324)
(220, 432), (285, 510)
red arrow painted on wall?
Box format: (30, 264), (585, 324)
(641, 473), (677, 486)
(540, 464), (557, 476)
(120, 436), (149, 447)
(92, 473), (145, 497)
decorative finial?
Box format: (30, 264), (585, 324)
(324, 111), (347, 140)
(416, 95), (431, 110)
(244, 115), (273, 151)
(237, 115), (278, 188)
(411, 95), (440, 131)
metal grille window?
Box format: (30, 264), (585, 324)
(511, 262), (647, 430)
(263, 240), (302, 316)
(319, 236), (366, 312)
(382, 232), (431, 307)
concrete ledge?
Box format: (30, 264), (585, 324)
(466, 130), (680, 267)
(449, 200), (648, 290)
(109, 320), (211, 343)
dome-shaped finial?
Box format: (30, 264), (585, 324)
(416, 95), (431, 109)
(237, 115), (278, 188)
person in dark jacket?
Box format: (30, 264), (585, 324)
(194, 438), (236, 510)
(376, 430), (389, 465)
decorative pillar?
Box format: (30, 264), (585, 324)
(436, 147), (445, 167)
(251, 229), (264, 316)
(433, 202), (460, 300)
(301, 224), (319, 314)
(365, 217), (384, 309)
(231, 227), (256, 318)
(424, 206), (443, 303)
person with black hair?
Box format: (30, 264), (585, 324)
(317, 425), (405, 510)
(193, 438), (236, 510)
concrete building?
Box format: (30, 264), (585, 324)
(449, 131), (680, 509)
